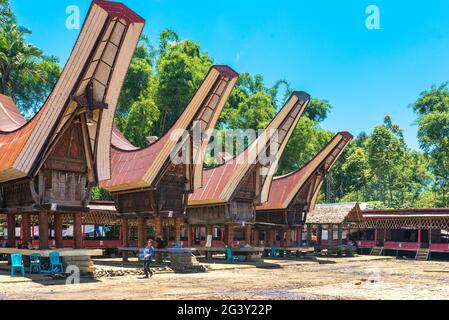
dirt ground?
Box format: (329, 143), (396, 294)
(2, 256), (449, 300)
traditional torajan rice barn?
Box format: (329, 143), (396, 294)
(353, 208), (449, 260)
(99, 66), (239, 249)
(187, 92), (311, 247)
(306, 203), (364, 251)
(255, 132), (353, 247)
(0, 0), (144, 250)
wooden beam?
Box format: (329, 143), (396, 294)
(54, 214), (63, 249)
(7, 214), (15, 248)
(174, 218), (181, 244)
(39, 211), (49, 249)
(73, 213), (83, 249)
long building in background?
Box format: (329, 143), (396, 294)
(0, 0), (144, 250)
(187, 92), (311, 247)
(255, 132), (353, 247)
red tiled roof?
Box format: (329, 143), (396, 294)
(189, 92), (311, 205)
(111, 125), (139, 151)
(258, 132), (353, 210)
(0, 0), (144, 182)
(100, 65), (239, 192)
(0, 94), (26, 132)
(93, 0), (145, 23)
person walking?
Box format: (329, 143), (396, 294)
(143, 240), (155, 278)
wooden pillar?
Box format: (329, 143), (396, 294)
(73, 213), (83, 249)
(226, 224), (234, 246)
(429, 228), (432, 246)
(337, 224), (343, 246)
(297, 227), (303, 246)
(54, 214), (63, 249)
(317, 225), (322, 246)
(245, 224), (252, 244)
(253, 228), (260, 246)
(187, 225), (195, 247)
(137, 216), (147, 248)
(121, 217), (129, 262)
(174, 218), (181, 244)
(206, 225), (213, 238)
(38, 211), (49, 249)
(417, 228), (421, 248)
(286, 228), (292, 247)
(306, 225), (312, 245)
(22, 213), (32, 246)
(154, 216), (162, 238)
(270, 229), (276, 246)
(374, 228), (378, 245)
(280, 229), (285, 247)
(328, 224), (333, 249)
(7, 214), (16, 248)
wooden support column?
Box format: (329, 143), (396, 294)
(21, 213), (32, 245)
(39, 211), (49, 249)
(297, 227), (303, 246)
(286, 228), (292, 247)
(226, 224), (234, 246)
(374, 228), (378, 246)
(73, 213), (83, 249)
(280, 229), (285, 247)
(187, 225), (195, 247)
(317, 225), (322, 246)
(137, 216), (147, 248)
(174, 218), (181, 244)
(253, 228), (260, 246)
(121, 217), (129, 262)
(206, 225), (213, 238)
(337, 225), (343, 246)
(54, 214), (63, 249)
(328, 224), (333, 249)
(417, 228), (421, 248)
(7, 214), (16, 248)
(307, 225), (312, 245)
(270, 229), (276, 246)
(154, 216), (162, 238)
(245, 224), (252, 244)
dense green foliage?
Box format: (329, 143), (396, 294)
(2, 0), (447, 208)
(0, 0), (61, 116)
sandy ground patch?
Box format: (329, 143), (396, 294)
(1, 257), (449, 300)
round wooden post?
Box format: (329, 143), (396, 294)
(73, 213), (83, 249)
(39, 211), (49, 249)
(270, 229), (276, 246)
(337, 225), (343, 246)
(226, 224), (234, 246)
(253, 228), (260, 246)
(328, 224), (333, 249)
(121, 217), (129, 261)
(286, 228), (292, 247)
(21, 213), (32, 246)
(54, 214), (63, 249)
(7, 214), (16, 248)
(174, 218), (181, 244)
(245, 224), (252, 245)
(137, 216), (147, 248)
(297, 226), (303, 246)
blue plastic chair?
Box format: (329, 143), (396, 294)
(49, 252), (64, 274)
(271, 244), (279, 257)
(10, 253), (25, 277)
(226, 247), (238, 263)
(29, 253), (42, 274)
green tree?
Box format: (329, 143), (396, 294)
(115, 37), (155, 130)
(0, 5), (61, 116)
(154, 31), (212, 135)
(123, 95), (160, 147)
(411, 83), (449, 206)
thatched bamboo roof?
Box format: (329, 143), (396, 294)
(307, 203), (365, 224)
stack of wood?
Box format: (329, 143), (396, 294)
(63, 256), (95, 275)
(170, 252), (206, 273)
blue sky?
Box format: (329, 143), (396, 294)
(10, 0), (449, 150)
